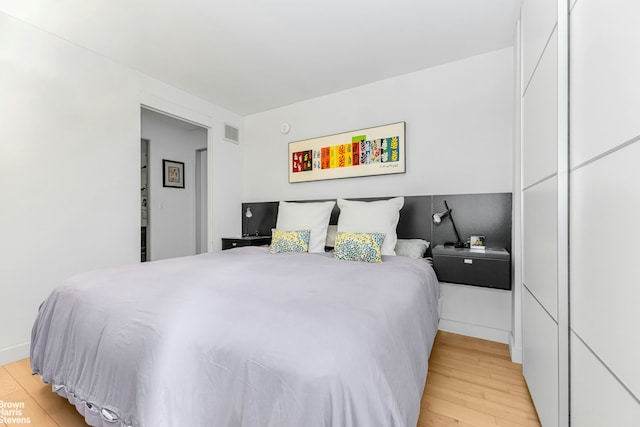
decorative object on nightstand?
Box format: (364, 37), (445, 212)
(221, 236), (272, 251)
(432, 200), (465, 248)
(469, 235), (486, 251)
(432, 245), (511, 290)
(243, 207), (253, 237)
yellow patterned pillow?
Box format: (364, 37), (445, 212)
(333, 232), (386, 263)
(269, 229), (311, 254)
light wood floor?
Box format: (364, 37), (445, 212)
(0, 331), (539, 427)
(419, 332), (540, 427)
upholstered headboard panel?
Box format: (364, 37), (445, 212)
(241, 193), (512, 252)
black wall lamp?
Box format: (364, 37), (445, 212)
(432, 200), (465, 248)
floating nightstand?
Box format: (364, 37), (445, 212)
(432, 245), (511, 290)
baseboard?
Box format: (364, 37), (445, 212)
(509, 332), (523, 364)
(0, 342), (30, 366)
(438, 319), (510, 344)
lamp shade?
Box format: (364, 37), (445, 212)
(432, 209), (450, 224)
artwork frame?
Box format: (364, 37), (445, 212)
(288, 122), (406, 183)
(162, 159), (185, 189)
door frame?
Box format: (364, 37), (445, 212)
(195, 147), (208, 254)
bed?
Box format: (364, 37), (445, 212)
(31, 198), (440, 427)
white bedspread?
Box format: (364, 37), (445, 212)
(31, 247), (439, 427)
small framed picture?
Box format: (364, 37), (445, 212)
(470, 235), (486, 250)
(163, 159), (185, 188)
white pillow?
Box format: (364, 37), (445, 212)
(336, 197), (404, 256)
(395, 239), (430, 259)
(275, 201), (335, 253)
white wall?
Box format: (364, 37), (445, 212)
(0, 11), (138, 364)
(0, 10), (243, 364)
(141, 109), (207, 261)
(438, 284), (512, 344)
(243, 48), (514, 202)
(569, 0), (640, 420)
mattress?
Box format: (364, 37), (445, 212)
(31, 247), (440, 427)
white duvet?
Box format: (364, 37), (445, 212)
(31, 247), (440, 427)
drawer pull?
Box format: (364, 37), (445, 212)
(464, 259), (473, 264)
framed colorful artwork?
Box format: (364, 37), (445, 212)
(162, 159), (185, 188)
(288, 122), (406, 183)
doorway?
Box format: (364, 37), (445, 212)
(140, 108), (208, 261)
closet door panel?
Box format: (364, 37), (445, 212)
(523, 288), (558, 427)
(570, 0), (640, 167)
(522, 177), (558, 320)
(570, 142), (640, 399)
(571, 332), (640, 427)
(522, 31), (558, 188)
(521, 0), (558, 89)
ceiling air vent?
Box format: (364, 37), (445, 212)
(224, 124), (240, 144)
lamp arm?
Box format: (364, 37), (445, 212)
(448, 211), (463, 245)
(444, 200), (464, 247)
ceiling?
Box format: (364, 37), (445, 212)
(0, 0), (521, 115)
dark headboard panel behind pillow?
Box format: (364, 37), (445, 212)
(241, 193), (512, 252)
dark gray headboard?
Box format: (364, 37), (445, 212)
(242, 193), (512, 252)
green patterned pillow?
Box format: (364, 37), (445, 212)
(333, 232), (386, 263)
(269, 229), (311, 254)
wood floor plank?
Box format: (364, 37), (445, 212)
(425, 383), (533, 426)
(489, 371), (529, 388)
(495, 416), (529, 427)
(419, 410), (477, 427)
(47, 402), (91, 427)
(17, 368), (88, 426)
(0, 367), (22, 397)
(429, 352), (525, 384)
(424, 394), (498, 427)
(433, 344), (523, 373)
(482, 388), (539, 417)
(428, 361), (519, 395)
(496, 414), (542, 427)
(435, 332), (511, 358)
(9, 368), (65, 412)
(1, 332), (539, 427)
(2, 358), (31, 379)
(427, 370), (533, 411)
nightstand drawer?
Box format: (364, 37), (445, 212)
(433, 256), (510, 289)
(223, 239), (252, 250)
(222, 237), (271, 250)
